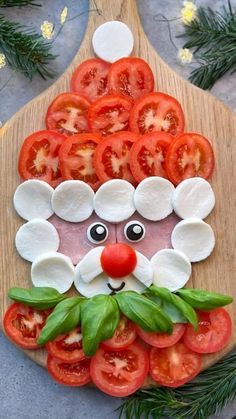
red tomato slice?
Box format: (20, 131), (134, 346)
(101, 243), (137, 278)
(129, 92), (185, 136)
(18, 130), (65, 187)
(59, 133), (102, 190)
(47, 355), (91, 386)
(46, 327), (85, 363)
(93, 131), (139, 184)
(101, 317), (137, 350)
(136, 323), (186, 348)
(184, 308), (232, 354)
(88, 94), (132, 137)
(150, 342), (202, 388)
(129, 132), (173, 182)
(165, 132), (215, 185)
(3, 303), (50, 350)
(45, 93), (90, 136)
(90, 342), (149, 397)
(70, 58), (111, 101)
(108, 57), (154, 100)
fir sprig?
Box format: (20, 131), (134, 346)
(118, 353), (236, 419)
(0, 0), (40, 6)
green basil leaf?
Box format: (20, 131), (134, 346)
(8, 287), (66, 310)
(81, 295), (119, 356)
(37, 297), (83, 346)
(177, 288), (233, 310)
(145, 291), (187, 323)
(115, 291), (172, 333)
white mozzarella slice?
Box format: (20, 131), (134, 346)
(74, 269), (110, 297)
(31, 252), (75, 293)
(171, 218), (215, 262)
(94, 179), (135, 223)
(92, 21), (134, 63)
(52, 180), (94, 222)
(108, 276), (147, 294)
(172, 178), (215, 219)
(151, 249), (191, 291)
(15, 219), (59, 262)
(134, 177), (175, 221)
(132, 251), (153, 287)
(13, 180), (54, 221)
(76, 246), (104, 283)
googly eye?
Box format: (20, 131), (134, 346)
(124, 220), (146, 242)
(87, 222), (109, 244)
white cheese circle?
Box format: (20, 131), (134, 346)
(74, 270), (110, 298)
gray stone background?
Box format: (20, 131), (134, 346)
(0, 0), (235, 418)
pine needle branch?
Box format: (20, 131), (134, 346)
(0, 0), (40, 6)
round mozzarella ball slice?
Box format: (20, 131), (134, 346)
(172, 178), (215, 219)
(94, 179), (135, 223)
(52, 180), (94, 222)
(92, 21), (134, 63)
(15, 219), (59, 262)
(13, 180), (54, 221)
(74, 269), (110, 298)
(134, 177), (175, 221)
(171, 218), (215, 262)
(31, 252), (75, 293)
(151, 249), (191, 291)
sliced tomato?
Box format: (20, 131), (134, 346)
(101, 317), (136, 350)
(184, 308), (232, 354)
(46, 327), (85, 363)
(129, 92), (185, 136)
(93, 131), (138, 184)
(165, 132), (215, 185)
(3, 303), (50, 350)
(150, 342), (202, 388)
(88, 94), (132, 137)
(129, 132), (173, 182)
(108, 57), (154, 100)
(45, 93), (90, 136)
(90, 342), (149, 397)
(101, 243), (137, 278)
(136, 323), (186, 348)
(70, 58), (111, 101)
(47, 355), (91, 386)
(18, 130), (65, 187)
(58, 133), (102, 190)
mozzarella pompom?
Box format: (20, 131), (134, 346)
(171, 218), (215, 262)
(108, 276), (147, 294)
(94, 179), (135, 222)
(134, 177), (175, 221)
(151, 249), (191, 291)
(74, 270), (110, 298)
(172, 178), (215, 219)
(92, 21), (134, 63)
(132, 251), (153, 287)
(76, 246), (104, 283)
(15, 219), (59, 262)
(31, 252), (75, 293)
(13, 180), (54, 221)
(52, 180), (94, 222)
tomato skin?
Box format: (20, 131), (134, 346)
(136, 323), (186, 348)
(184, 308), (232, 354)
(101, 243), (137, 278)
(3, 303), (50, 350)
(47, 355), (91, 387)
(101, 317), (137, 350)
(46, 327), (85, 363)
(90, 342), (149, 397)
(150, 342), (202, 388)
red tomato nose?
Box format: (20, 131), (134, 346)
(101, 243), (137, 279)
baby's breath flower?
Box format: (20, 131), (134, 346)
(181, 1), (197, 24)
(178, 48), (193, 64)
(41, 21), (54, 40)
(60, 6), (68, 25)
(0, 53), (6, 69)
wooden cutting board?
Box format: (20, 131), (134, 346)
(0, 0), (235, 374)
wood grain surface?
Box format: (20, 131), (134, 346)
(0, 0), (235, 377)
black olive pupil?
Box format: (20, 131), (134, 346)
(126, 224), (144, 241)
(90, 224), (107, 241)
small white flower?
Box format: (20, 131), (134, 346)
(60, 6), (68, 25)
(0, 53), (6, 69)
(181, 1), (197, 24)
(41, 21), (54, 40)
(178, 48), (193, 64)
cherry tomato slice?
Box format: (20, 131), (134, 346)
(165, 132), (215, 185)
(46, 327), (85, 363)
(101, 243), (137, 278)
(88, 94), (132, 137)
(70, 58), (111, 101)
(108, 57), (154, 100)
(93, 131), (139, 184)
(3, 303), (50, 350)
(129, 131), (173, 182)
(47, 355), (91, 386)
(58, 133), (102, 190)
(136, 323), (186, 348)
(184, 308), (232, 354)
(150, 342), (202, 388)
(90, 342), (149, 397)
(102, 317), (137, 350)
(45, 93), (90, 136)
(18, 130), (66, 187)
(129, 92), (185, 136)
